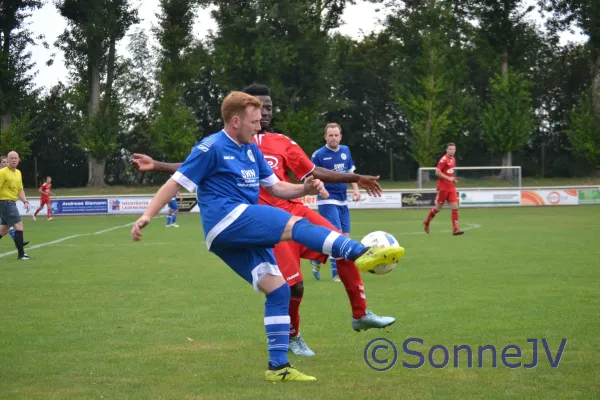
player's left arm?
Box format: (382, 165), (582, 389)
(312, 168), (382, 197)
(18, 184), (30, 212)
(347, 149), (361, 201)
(287, 143), (381, 196)
(131, 153), (181, 174)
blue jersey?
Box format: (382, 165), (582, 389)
(311, 145), (356, 205)
(173, 130), (279, 244)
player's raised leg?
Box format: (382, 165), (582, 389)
(299, 208), (396, 331)
(282, 215), (405, 274)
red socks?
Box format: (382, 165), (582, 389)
(336, 259), (367, 319)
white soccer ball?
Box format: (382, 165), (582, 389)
(360, 231), (402, 275)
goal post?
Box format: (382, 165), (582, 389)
(417, 166), (522, 189)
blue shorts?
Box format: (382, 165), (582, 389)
(317, 204), (351, 234)
(209, 204), (292, 292)
(168, 199), (179, 211)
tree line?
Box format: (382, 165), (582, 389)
(0, 0), (598, 188)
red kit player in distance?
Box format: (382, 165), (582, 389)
(424, 143), (464, 235)
(33, 176), (55, 221)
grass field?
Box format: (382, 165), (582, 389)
(26, 176), (600, 197)
(1, 207), (599, 399)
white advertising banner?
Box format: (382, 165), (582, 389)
(107, 198), (169, 214)
(459, 191), (521, 207)
(521, 190), (579, 206)
(299, 191), (404, 209)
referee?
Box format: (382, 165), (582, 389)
(0, 151), (33, 260)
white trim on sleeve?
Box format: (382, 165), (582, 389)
(299, 164), (316, 181)
(172, 171), (197, 192)
(260, 173), (279, 188)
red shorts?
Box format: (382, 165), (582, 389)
(436, 190), (458, 204)
(274, 203), (337, 286)
(40, 198), (51, 206)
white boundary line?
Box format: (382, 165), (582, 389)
(0, 223), (133, 259)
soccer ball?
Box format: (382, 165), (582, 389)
(360, 231), (402, 275)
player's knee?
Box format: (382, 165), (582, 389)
(290, 281), (304, 298)
(281, 216), (306, 242)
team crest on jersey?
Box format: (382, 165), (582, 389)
(247, 149), (255, 162)
(265, 156), (279, 169)
(341, 153), (347, 160)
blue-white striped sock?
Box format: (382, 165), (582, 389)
(264, 283), (290, 367)
(291, 218), (367, 260)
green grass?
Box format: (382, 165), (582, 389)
(24, 176), (600, 196)
(1, 207), (599, 399)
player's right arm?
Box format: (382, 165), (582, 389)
(132, 179), (181, 241)
(132, 143), (213, 241)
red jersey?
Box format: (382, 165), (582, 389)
(254, 133), (315, 211)
(40, 183), (52, 200)
(436, 155), (456, 192)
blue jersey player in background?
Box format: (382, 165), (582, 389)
(131, 92), (404, 382)
(310, 123), (361, 282)
(166, 190), (182, 228)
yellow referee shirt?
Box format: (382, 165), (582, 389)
(0, 167), (24, 201)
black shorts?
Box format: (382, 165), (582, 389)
(0, 200), (21, 226)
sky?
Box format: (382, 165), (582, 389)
(26, 0), (587, 91)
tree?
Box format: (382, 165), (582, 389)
(0, 0), (42, 148)
(480, 72), (535, 165)
(540, 0), (600, 119)
(151, 0), (201, 160)
(55, 0), (138, 187)
(475, 0), (538, 167)
(208, 0), (356, 149)
(383, 0), (468, 175)
(566, 91), (600, 174)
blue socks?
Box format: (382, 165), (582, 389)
(166, 213), (178, 226)
(9, 227), (16, 240)
(331, 258), (338, 277)
(264, 283), (291, 368)
(291, 218), (366, 260)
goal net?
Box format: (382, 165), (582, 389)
(417, 166), (522, 189)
